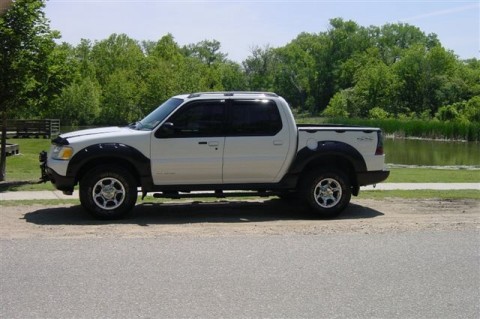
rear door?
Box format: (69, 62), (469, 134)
(222, 99), (290, 183)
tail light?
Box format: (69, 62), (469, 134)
(375, 130), (384, 155)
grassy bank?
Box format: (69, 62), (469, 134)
(320, 117), (480, 141)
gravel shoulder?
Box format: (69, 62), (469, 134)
(1, 198), (478, 239)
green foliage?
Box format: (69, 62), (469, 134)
(465, 96), (480, 122)
(326, 117), (480, 141)
(1, 0), (68, 180)
(52, 77), (101, 125)
(368, 107), (390, 119)
(435, 96), (480, 124)
(1, 0), (66, 116)
(183, 39), (227, 66)
(436, 104), (460, 121)
(323, 89), (352, 117)
(243, 45), (277, 92)
(2, 7), (479, 134)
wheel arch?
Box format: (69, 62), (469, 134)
(300, 155), (357, 188)
(67, 143), (151, 187)
(76, 158), (141, 186)
(287, 141), (366, 190)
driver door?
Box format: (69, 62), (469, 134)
(150, 100), (226, 185)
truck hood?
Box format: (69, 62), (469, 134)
(60, 126), (125, 139)
(55, 126), (151, 159)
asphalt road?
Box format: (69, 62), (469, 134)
(1, 230), (479, 318)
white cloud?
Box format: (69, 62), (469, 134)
(401, 3), (480, 22)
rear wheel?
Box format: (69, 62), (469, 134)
(303, 169), (351, 218)
(80, 166), (137, 219)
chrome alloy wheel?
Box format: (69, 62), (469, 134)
(92, 177), (126, 210)
(313, 178), (343, 208)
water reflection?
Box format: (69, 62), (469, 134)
(384, 138), (479, 166)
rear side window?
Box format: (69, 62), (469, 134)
(229, 100), (282, 136)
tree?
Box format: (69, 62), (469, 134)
(274, 33), (316, 110)
(243, 45), (277, 91)
(352, 60), (398, 117)
(311, 18), (371, 112)
(90, 33), (144, 87)
(373, 23), (439, 65)
(101, 69), (142, 125)
(0, 0), (62, 181)
(393, 45), (457, 117)
(183, 39), (227, 66)
(53, 77), (101, 126)
(88, 34), (145, 124)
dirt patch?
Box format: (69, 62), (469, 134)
(0, 198), (478, 239)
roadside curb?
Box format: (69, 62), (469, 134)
(360, 183), (480, 191)
(0, 183), (478, 201)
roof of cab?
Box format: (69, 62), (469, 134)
(172, 91), (279, 100)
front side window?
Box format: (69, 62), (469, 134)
(228, 100), (282, 136)
(156, 100), (225, 138)
(139, 98), (184, 130)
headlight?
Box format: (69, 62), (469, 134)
(51, 145), (73, 160)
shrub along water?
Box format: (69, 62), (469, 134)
(323, 118), (479, 141)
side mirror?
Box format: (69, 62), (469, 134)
(155, 122), (174, 138)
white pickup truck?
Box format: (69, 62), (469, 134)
(40, 92), (389, 219)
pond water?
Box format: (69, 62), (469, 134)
(384, 138), (479, 166)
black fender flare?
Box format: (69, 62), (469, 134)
(67, 143), (152, 186)
(282, 141), (367, 187)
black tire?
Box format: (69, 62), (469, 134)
(80, 165), (138, 219)
(302, 169), (351, 218)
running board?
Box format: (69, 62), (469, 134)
(152, 190), (276, 199)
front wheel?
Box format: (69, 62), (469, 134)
(80, 166), (138, 219)
(303, 169), (351, 218)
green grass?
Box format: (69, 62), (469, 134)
(0, 199), (80, 206)
(360, 189), (480, 200)
(4, 138), (51, 180)
(387, 167), (480, 183)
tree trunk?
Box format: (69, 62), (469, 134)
(0, 109), (7, 181)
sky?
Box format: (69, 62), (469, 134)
(44, 0), (480, 62)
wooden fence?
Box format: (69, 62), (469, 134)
(4, 119), (60, 138)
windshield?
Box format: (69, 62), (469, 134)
(138, 98), (184, 130)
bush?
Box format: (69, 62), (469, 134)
(368, 107), (389, 119)
(436, 104), (459, 121)
(323, 91), (350, 117)
(465, 96), (480, 122)
(325, 117), (479, 141)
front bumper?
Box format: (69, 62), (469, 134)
(39, 151), (75, 195)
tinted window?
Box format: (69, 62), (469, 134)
(139, 98), (183, 130)
(229, 100), (282, 136)
(157, 100), (225, 138)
